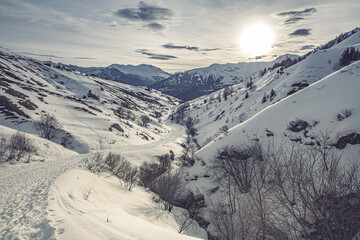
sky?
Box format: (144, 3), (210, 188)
(0, 0), (359, 73)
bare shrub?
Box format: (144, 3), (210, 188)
(209, 136), (360, 240)
(337, 108), (353, 121)
(139, 153), (172, 187)
(34, 113), (62, 140)
(7, 132), (37, 162)
(83, 152), (105, 173)
(0, 135), (7, 159)
(287, 119), (309, 132)
(106, 153), (138, 191)
(149, 171), (185, 212)
(122, 167), (138, 191)
(211, 142), (264, 194)
(105, 152), (124, 171)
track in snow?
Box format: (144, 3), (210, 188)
(0, 156), (79, 239)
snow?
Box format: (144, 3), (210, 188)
(49, 169), (206, 240)
(1, 28), (360, 240)
(185, 60), (360, 195)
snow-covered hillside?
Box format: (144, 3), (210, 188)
(0, 46), (180, 154)
(0, 48), (210, 239)
(176, 29), (360, 148)
(188, 60), (360, 186)
(151, 54), (298, 100)
(67, 63), (170, 86)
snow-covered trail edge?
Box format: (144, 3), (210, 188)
(0, 155), (80, 240)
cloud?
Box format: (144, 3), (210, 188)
(162, 43), (221, 52)
(300, 45), (316, 50)
(284, 17), (305, 24)
(144, 22), (165, 31)
(72, 57), (96, 60)
(289, 28), (312, 37)
(20, 52), (63, 58)
(255, 55), (267, 60)
(277, 8), (317, 17)
(136, 49), (177, 60)
(162, 43), (199, 51)
(115, 2), (173, 22)
(201, 48), (221, 52)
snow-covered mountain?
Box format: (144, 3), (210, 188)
(151, 54), (299, 100)
(0, 47), (179, 154)
(66, 63), (170, 86)
(174, 28), (360, 148)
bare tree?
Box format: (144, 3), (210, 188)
(7, 132), (37, 162)
(83, 152), (105, 173)
(34, 113), (62, 140)
(0, 135), (7, 160)
(149, 171), (185, 212)
(123, 167), (138, 191)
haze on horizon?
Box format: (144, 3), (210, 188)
(0, 0), (359, 73)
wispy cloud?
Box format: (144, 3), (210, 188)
(284, 17), (305, 24)
(144, 22), (165, 31)
(115, 2), (173, 22)
(162, 43), (220, 52)
(277, 8), (317, 17)
(276, 7), (316, 25)
(136, 49), (177, 60)
(162, 43), (199, 51)
(300, 45), (316, 50)
(20, 52), (63, 58)
(289, 28), (312, 37)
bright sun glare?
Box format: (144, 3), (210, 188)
(240, 23), (275, 57)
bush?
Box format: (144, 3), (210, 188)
(83, 152), (105, 173)
(7, 132), (37, 162)
(287, 119), (309, 132)
(149, 171), (185, 212)
(122, 167), (138, 191)
(209, 136), (360, 240)
(34, 113), (62, 140)
(0, 136), (7, 159)
(139, 153), (172, 187)
(105, 152), (138, 191)
(139, 115), (151, 127)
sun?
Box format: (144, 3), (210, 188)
(240, 23), (275, 57)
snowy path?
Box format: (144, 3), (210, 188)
(0, 120), (185, 239)
(0, 156), (80, 240)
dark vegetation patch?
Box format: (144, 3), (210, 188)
(74, 107), (96, 115)
(3, 70), (22, 81)
(214, 110), (225, 121)
(4, 87), (28, 99)
(287, 119), (310, 132)
(0, 95), (30, 118)
(0, 78), (10, 87)
(88, 105), (103, 113)
(334, 132), (360, 149)
(109, 123), (124, 132)
(18, 100), (38, 110)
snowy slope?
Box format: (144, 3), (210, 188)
(183, 59), (360, 198)
(67, 63), (170, 86)
(0, 48), (208, 239)
(0, 47), (180, 154)
(176, 29), (360, 148)
(151, 54), (299, 100)
(49, 169), (207, 240)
